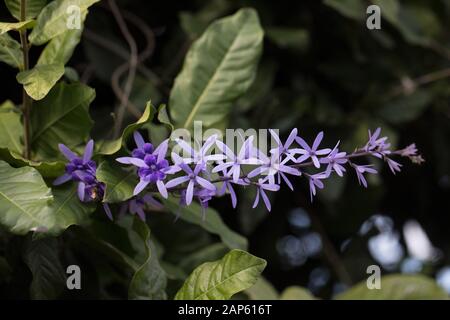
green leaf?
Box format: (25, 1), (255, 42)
(0, 160), (54, 235)
(128, 218), (167, 300)
(174, 249), (266, 300)
(16, 63), (65, 100)
(163, 197), (248, 250)
(0, 20), (35, 35)
(169, 8), (264, 130)
(266, 27), (309, 51)
(323, 0), (365, 20)
(23, 237), (66, 300)
(0, 33), (23, 69)
(0, 103), (23, 154)
(96, 161), (138, 203)
(98, 102), (155, 155)
(37, 22), (84, 66)
(245, 277), (279, 300)
(179, 243), (229, 274)
(280, 286), (316, 300)
(31, 82), (95, 160)
(5, 0), (47, 20)
(51, 183), (96, 235)
(378, 90), (432, 124)
(335, 274), (449, 300)
(29, 0), (99, 45)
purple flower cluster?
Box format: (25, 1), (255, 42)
(54, 140), (112, 220)
(114, 128), (422, 219)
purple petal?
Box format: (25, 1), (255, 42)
(201, 134), (218, 156)
(285, 128), (298, 149)
(295, 136), (311, 152)
(212, 162), (233, 173)
(238, 136), (254, 160)
(134, 180), (150, 195)
(83, 140), (94, 163)
(165, 176), (190, 189)
(216, 140), (235, 160)
(175, 138), (195, 158)
(53, 173), (72, 186)
(280, 172), (294, 191)
(155, 139), (168, 163)
(269, 129), (281, 146)
(136, 207), (146, 221)
(260, 189), (271, 211)
(134, 131), (145, 148)
(103, 203), (113, 220)
(312, 156), (320, 168)
(196, 176), (216, 191)
(312, 132), (324, 151)
(58, 144), (77, 161)
(252, 189), (260, 209)
(77, 182), (85, 201)
(228, 183), (237, 208)
(116, 157), (136, 165)
(156, 180), (168, 198)
(128, 158), (148, 168)
(186, 180), (194, 205)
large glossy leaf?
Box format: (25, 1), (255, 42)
(0, 160), (54, 235)
(280, 286), (315, 300)
(169, 8), (263, 130)
(37, 23), (84, 66)
(0, 103), (22, 154)
(245, 277), (279, 300)
(96, 161), (138, 203)
(51, 183), (96, 235)
(31, 82), (95, 160)
(128, 218), (167, 300)
(0, 33), (23, 69)
(23, 237), (66, 299)
(17, 63), (65, 100)
(98, 102), (155, 155)
(0, 20), (35, 35)
(174, 249), (266, 300)
(335, 274), (448, 300)
(163, 197), (248, 250)
(5, 0), (47, 20)
(29, 0), (99, 45)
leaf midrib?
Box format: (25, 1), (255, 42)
(31, 90), (92, 142)
(182, 21), (244, 128)
(192, 261), (264, 300)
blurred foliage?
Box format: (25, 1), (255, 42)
(1, 0), (450, 299)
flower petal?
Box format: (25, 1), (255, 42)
(134, 180), (150, 195)
(58, 144), (77, 161)
(186, 180), (194, 205)
(156, 180), (168, 198)
(165, 176), (190, 189)
(134, 131), (145, 148)
(83, 140), (94, 163)
(53, 173), (72, 186)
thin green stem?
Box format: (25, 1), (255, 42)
(19, 0), (32, 159)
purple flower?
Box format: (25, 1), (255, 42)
(54, 140), (96, 185)
(364, 128), (391, 158)
(269, 128), (301, 161)
(352, 164), (377, 188)
(165, 162), (216, 206)
(252, 178), (280, 212)
(213, 135), (261, 182)
(308, 172), (328, 201)
(400, 144), (418, 157)
(248, 152), (300, 190)
(54, 140), (112, 220)
(130, 131), (154, 159)
(117, 139), (171, 198)
(320, 142), (348, 177)
(173, 134), (225, 165)
(295, 132), (332, 168)
(217, 170), (249, 208)
(119, 193), (162, 221)
(386, 158), (402, 175)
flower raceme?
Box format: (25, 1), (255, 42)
(54, 128), (423, 221)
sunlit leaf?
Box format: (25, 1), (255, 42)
(175, 249), (266, 300)
(17, 63), (65, 100)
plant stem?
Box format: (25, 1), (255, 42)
(19, 0), (32, 159)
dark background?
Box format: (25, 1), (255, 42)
(1, 0), (450, 298)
